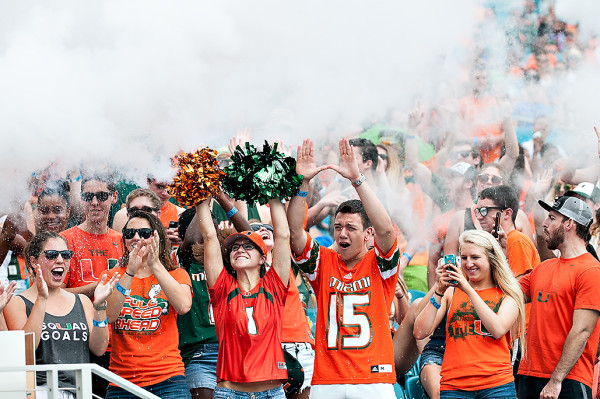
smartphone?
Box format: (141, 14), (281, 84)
(169, 221), (179, 229)
(492, 212), (500, 238)
(444, 254), (458, 285)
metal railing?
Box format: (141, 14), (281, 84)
(0, 363), (161, 399)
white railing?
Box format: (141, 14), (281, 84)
(0, 363), (161, 399)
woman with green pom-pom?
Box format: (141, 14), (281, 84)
(195, 190), (291, 399)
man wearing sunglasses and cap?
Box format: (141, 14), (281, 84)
(517, 195), (600, 399)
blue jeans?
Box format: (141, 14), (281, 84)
(441, 382), (516, 399)
(106, 375), (192, 399)
(213, 386), (285, 399)
(185, 343), (219, 390)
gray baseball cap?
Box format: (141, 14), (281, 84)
(538, 195), (593, 227)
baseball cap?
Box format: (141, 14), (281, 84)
(449, 162), (473, 176)
(224, 230), (267, 255)
(538, 195), (593, 227)
(565, 182), (600, 203)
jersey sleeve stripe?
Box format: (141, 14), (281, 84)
(374, 240), (400, 280)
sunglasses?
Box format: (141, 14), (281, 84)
(378, 153), (388, 160)
(474, 206), (505, 217)
(250, 223), (274, 232)
(81, 191), (111, 202)
(555, 183), (571, 192)
(122, 228), (154, 239)
(453, 151), (472, 158)
(477, 174), (503, 185)
(127, 206), (159, 214)
(230, 243), (257, 252)
(43, 250), (74, 260)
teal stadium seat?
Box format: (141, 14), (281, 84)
(404, 375), (428, 399)
(408, 289), (426, 303)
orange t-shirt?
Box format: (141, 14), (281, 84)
(428, 209), (457, 245)
(61, 227), (124, 289)
(441, 286), (513, 391)
(459, 96), (503, 164)
(518, 253), (600, 387)
(103, 266), (191, 387)
(294, 234), (399, 385)
(281, 271), (314, 345)
(159, 201), (179, 228)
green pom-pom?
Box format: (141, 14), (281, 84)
(223, 141), (302, 205)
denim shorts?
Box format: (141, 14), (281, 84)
(213, 385), (285, 399)
(440, 382), (516, 399)
(185, 343), (219, 390)
(419, 339), (445, 373)
(106, 375), (191, 399)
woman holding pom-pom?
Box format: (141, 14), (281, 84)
(196, 191), (290, 399)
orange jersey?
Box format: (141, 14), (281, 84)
(209, 267), (288, 383)
(160, 201), (179, 228)
(281, 271), (314, 345)
(519, 253), (600, 387)
(61, 227), (124, 289)
(294, 234), (399, 385)
(103, 266), (191, 387)
(441, 286), (513, 391)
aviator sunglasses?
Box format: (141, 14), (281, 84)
(477, 174), (503, 185)
(43, 250), (74, 260)
(250, 223), (274, 233)
(122, 228), (154, 239)
(81, 191), (111, 202)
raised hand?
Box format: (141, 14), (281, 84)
(296, 139), (328, 181)
(229, 128), (252, 155)
(34, 265), (49, 299)
(127, 244), (144, 275)
(146, 231), (161, 270)
(0, 281), (17, 312)
(408, 106), (425, 129)
(327, 138), (361, 181)
(93, 273), (120, 305)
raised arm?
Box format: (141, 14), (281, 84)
(330, 138), (396, 254)
(497, 99), (519, 175)
(196, 199), (224, 288)
(215, 190), (252, 232)
(288, 139), (327, 257)
(268, 199), (290, 286)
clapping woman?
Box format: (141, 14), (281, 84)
(414, 230), (525, 399)
(4, 231), (118, 399)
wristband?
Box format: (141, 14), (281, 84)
(401, 252), (412, 263)
(93, 300), (107, 311)
(296, 190), (308, 197)
(115, 282), (131, 297)
(406, 134), (416, 139)
(429, 296), (441, 309)
(434, 291), (444, 298)
(69, 174), (82, 183)
(92, 319), (108, 328)
(226, 207), (238, 218)
(124, 270), (135, 278)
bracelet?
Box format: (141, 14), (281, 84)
(124, 270), (135, 278)
(434, 291), (444, 297)
(226, 207), (238, 218)
(406, 134), (416, 139)
(115, 282), (131, 297)
(401, 252), (412, 263)
(296, 190), (308, 197)
(351, 173), (366, 188)
(93, 300), (107, 311)
(429, 296), (441, 309)
(92, 319), (108, 328)
(69, 174), (82, 183)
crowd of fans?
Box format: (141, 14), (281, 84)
(1, 1), (600, 399)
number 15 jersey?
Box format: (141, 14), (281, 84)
(294, 234), (399, 385)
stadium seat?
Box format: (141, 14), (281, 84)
(404, 375), (428, 399)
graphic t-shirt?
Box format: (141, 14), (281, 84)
(294, 234), (400, 385)
(103, 266), (191, 387)
(518, 253), (600, 386)
(209, 267), (288, 383)
(61, 227), (124, 289)
(441, 286), (513, 391)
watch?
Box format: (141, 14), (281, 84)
(351, 173), (366, 188)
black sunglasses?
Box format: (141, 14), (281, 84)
(250, 223), (273, 232)
(127, 206), (159, 214)
(474, 206), (505, 217)
(378, 153), (388, 160)
(230, 243), (257, 252)
(81, 191), (110, 202)
(43, 250), (74, 260)
(122, 228), (154, 239)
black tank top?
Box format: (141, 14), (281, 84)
(464, 207), (476, 231)
(21, 294), (90, 388)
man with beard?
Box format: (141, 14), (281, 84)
(517, 196), (600, 399)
